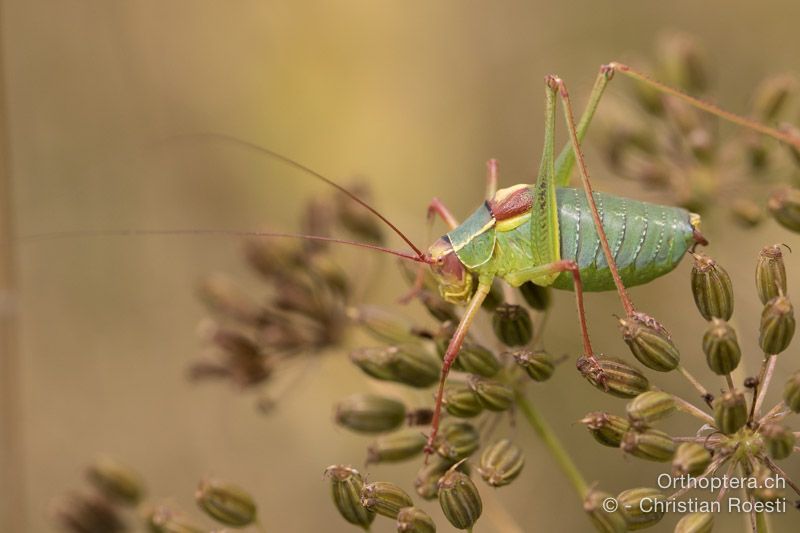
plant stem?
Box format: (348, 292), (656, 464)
(514, 389), (589, 500)
(752, 355), (777, 422)
(672, 395), (715, 425)
(678, 365), (712, 405)
(755, 511), (770, 533)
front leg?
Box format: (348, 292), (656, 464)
(425, 279), (492, 458)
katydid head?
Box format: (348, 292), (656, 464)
(427, 236), (473, 305)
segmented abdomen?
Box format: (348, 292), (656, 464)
(551, 188), (695, 291)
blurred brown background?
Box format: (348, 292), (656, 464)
(4, 0), (800, 531)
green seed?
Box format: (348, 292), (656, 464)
(768, 186), (800, 232)
(418, 290), (458, 323)
(621, 429), (676, 462)
(350, 344), (440, 388)
(759, 295), (795, 354)
(366, 429), (427, 465)
(578, 357), (650, 398)
(626, 391), (676, 428)
(619, 316), (680, 372)
(513, 349), (555, 382)
(753, 74), (795, 122)
(784, 370), (800, 412)
(468, 377), (514, 412)
(457, 343), (501, 378)
(195, 479), (257, 527)
(675, 512), (713, 533)
(480, 279), (505, 312)
(691, 254), (734, 321)
(492, 304), (533, 347)
(672, 442), (712, 477)
(756, 244), (788, 305)
(414, 457), (467, 500)
(617, 487), (666, 530)
(438, 469), (482, 530)
(519, 281), (551, 310)
(583, 489), (626, 533)
(348, 305), (420, 345)
(396, 506), (437, 533)
(702, 319), (741, 375)
(659, 33), (707, 93)
(86, 456), (144, 506)
(581, 412), (631, 448)
(760, 423), (796, 460)
(360, 481), (414, 519)
(324, 465), (375, 529)
(435, 422), (480, 461)
(713, 390), (748, 435)
(334, 393), (406, 434)
(443, 385), (484, 418)
(478, 439), (525, 487)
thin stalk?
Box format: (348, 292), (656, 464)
(678, 365), (713, 405)
(672, 395), (715, 425)
(752, 355), (777, 422)
(725, 373), (735, 392)
(762, 456), (800, 498)
(514, 389), (589, 499)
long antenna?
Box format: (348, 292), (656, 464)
(23, 228), (432, 264)
(164, 133), (426, 259)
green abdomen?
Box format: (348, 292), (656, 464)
(551, 188), (695, 291)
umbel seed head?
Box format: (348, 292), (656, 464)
(334, 393), (406, 434)
(437, 468), (482, 530)
(581, 412), (631, 448)
(578, 357), (650, 398)
(713, 390), (748, 435)
(675, 512), (714, 533)
(619, 316), (680, 372)
(468, 377), (514, 412)
(702, 319), (742, 375)
(457, 343), (501, 378)
(759, 295), (796, 354)
(491, 304), (533, 347)
(443, 385), (484, 419)
(195, 479), (257, 527)
(512, 349), (556, 382)
(784, 370), (800, 412)
(756, 244), (788, 305)
(620, 428), (676, 462)
(478, 439), (525, 487)
(435, 422), (481, 461)
(366, 429), (427, 465)
(691, 254), (734, 321)
(672, 442), (712, 477)
(324, 465), (375, 529)
(396, 506), (436, 533)
(761, 423), (796, 460)
(626, 391), (676, 427)
(617, 487), (666, 530)
(350, 344), (440, 388)
(583, 489), (627, 533)
(768, 186), (800, 233)
(86, 456), (145, 506)
(360, 481), (414, 519)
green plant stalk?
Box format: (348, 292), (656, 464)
(514, 389), (589, 499)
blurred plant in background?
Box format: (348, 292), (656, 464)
(599, 33), (800, 227)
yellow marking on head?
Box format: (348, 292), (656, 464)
(495, 211), (531, 233)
